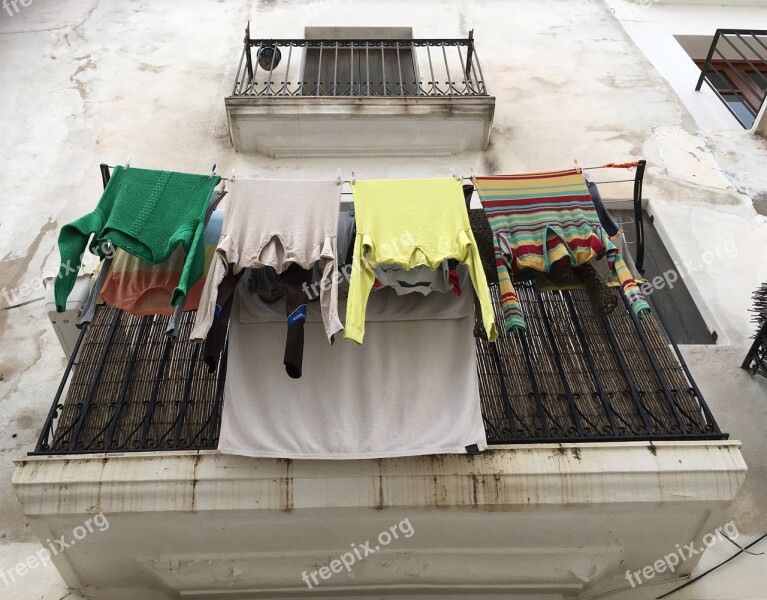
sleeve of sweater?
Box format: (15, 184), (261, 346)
(172, 220), (206, 307)
(318, 236), (344, 344)
(343, 233), (376, 344)
(460, 229), (499, 341)
(54, 210), (105, 312)
(189, 248), (228, 342)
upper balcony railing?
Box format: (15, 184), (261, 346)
(695, 29), (767, 128)
(231, 29), (488, 98)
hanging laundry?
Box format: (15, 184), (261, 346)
(344, 178), (497, 343)
(374, 261), (460, 296)
(474, 169), (650, 332)
(190, 179), (343, 379)
(92, 199), (226, 317)
(586, 178), (621, 239)
(304, 210), (356, 302)
(54, 166), (221, 312)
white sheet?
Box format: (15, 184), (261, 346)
(219, 271), (487, 459)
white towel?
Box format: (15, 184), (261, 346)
(219, 270), (487, 459)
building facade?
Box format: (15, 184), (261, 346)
(1, 0), (766, 599)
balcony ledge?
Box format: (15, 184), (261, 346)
(12, 441), (746, 600)
(224, 95), (496, 157)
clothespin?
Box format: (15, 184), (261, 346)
(209, 163), (217, 180)
(573, 159), (581, 174)
(351, 171), (356, 185)
(336, 168), (342, 186)
(124, 158), (131, 171)
(230, 168), (236, 182)
(450, 167), (461, 181)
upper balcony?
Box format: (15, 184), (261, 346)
(225, 26), (496, 156)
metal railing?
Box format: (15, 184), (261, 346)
(31, 164), (724, 455)
(231, 25), (487, 98)
(695, 29), (767, 128)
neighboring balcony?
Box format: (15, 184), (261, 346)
(224, 26), (496, 156)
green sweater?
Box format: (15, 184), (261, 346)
(55, 166), (221, 312)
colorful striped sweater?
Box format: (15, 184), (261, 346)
(474, 169), (650, 331)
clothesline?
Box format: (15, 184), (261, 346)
(102, 162), (642, 186)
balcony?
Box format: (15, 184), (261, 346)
(13, 168), (743, 600)
(225, 26), (496, 156)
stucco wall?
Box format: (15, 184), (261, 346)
(0, 0), (765, 598)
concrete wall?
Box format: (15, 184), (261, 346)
(0, 0), (766, 598)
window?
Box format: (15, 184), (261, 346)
(301, 27), (418, 96)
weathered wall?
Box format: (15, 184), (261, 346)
(0, 0), (765, 598)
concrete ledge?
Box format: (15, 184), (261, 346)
(12, 442), (747, 600)
(224, 96), (496, 157)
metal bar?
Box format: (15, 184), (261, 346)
(469, 41), (487, 94)
(633, 159), (646, 274)
(532, 281), (585, 437)
(426, 43), (436, 95)
(563, 291), (619, 436)
(702, 77), (753, 128)
(618, 293), (688, 434)
(34, 321), (89, 453)
(711, 46), (765, 105)
(600, 311), (654, 436)
(488, 342), (520, 439)
(350, 41), (354, 95)
(265, 41), (277, 95)
(465, 31), (474, 87)
(333, 41), (338, 96)
(203, 343), (228, 447)
(244, 23), (254, 83)
(719, 35), (767, 94)
(647, 294), (723, 434)
(742, 320), (767, 371)
(517, 329), (552, 438)
(102, 316), (150, 451)
(441, 42), (455, 95)
(456, 41), (470, 94)
(67, 309), (122, 452)
(365, 42), (370, 95)
(396, 42), (404, 95)
(316, 41), (323, 96)
(173, 343), (201, 449)
(282, 42), (293, 96)
(380, 42), (387, 96)
(696, 29), (722, 91)
(138, 334), (175, 449)
(733, 33), (767, 87)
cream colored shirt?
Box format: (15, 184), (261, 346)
(190, 178), (343, 344)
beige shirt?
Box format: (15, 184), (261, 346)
(190, 178), (343, 343)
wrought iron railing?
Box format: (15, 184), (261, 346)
(742, 281), (767, 377)
(32, 278), (724, 455)
(695, 29), (767, 128)
(231, 25), (487, 97)
(31, 163), (724, 454)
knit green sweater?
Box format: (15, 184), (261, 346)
(55, 166), (221, 312)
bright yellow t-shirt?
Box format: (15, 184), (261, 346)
(345, 178), (498, 344)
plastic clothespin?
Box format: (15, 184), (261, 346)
(450, 167), (461, 181)
(124, 158), (131, 171)
(230, 168), (236, 182)
(336, 168), (342, 186)
(209, 163), (217, 180)
(351, 171), (356, 185)
(573, 159), (581, 174)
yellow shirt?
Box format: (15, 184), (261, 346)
(345, 178), (498, 344)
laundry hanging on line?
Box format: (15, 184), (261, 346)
(474, 168), (650, 332)
(54, 166), (222, 312)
